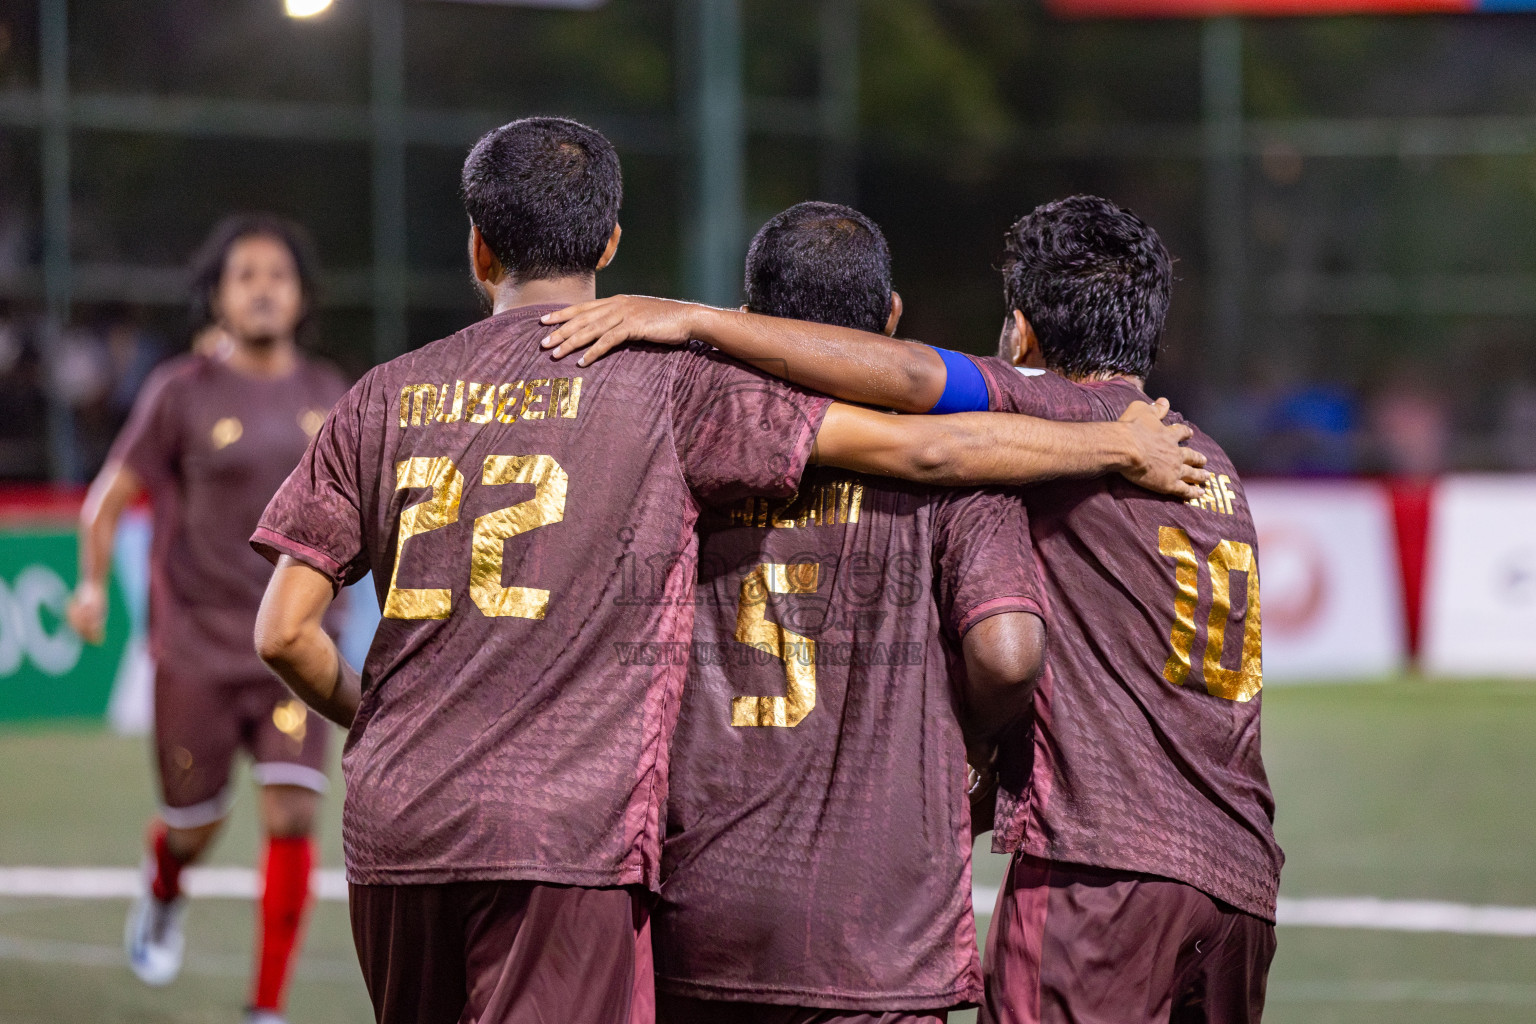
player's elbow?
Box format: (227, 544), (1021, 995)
(255, 556), (336, 674)
(900, 422), (962, 483)
(967, 612), (1046, 694)
(254, 606), (307, 671)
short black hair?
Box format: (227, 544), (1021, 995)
(1002, 195), (1171, 380)
(745, 202), (891, 334)
(461, 117), (623, 282)
(189, 213), (319, 331)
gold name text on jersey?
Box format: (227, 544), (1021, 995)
(1187, 473), (1237, 516)
(727, 479), (864, 529)
(399, 377), (584, 428)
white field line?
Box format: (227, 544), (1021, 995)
(2, 871), (1536, 939)
(970, 885), (1536, 937)
(0, 867), (348, 902)
(1276, 896), (1536, 937)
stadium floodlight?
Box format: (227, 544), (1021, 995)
(285, 0), (334, 17)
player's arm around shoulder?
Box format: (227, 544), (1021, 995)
(540, 296), (947, 412)
(809, 398), (1208, 496)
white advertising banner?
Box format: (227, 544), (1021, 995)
(1246, 480), (1406, 682)
(1422, 476), (1536, 678)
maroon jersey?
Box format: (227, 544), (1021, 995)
(253, 305), (831, 889)
(110, 353), (348, 684)
(972, 359), (1282, 921)
(655, 469), (1044, 1011)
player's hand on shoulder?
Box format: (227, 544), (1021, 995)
(1117, 398), (1209, 501)
(541, 295), (701, 367)
(66, 580), (107, 645)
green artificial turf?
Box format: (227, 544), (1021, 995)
(1, 679), (1533, 1023)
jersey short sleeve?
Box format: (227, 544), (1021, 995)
(251, 373), (370, 588)
(932, 487), (1045, 639)
(669, 342), (833, 508)
(107, 361), (184, 492)
(972, 357), (1106, 422)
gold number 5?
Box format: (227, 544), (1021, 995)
(732, 563), (819, 727)
(384, 454), (565, 621)
(1158, 526), (1263, 702)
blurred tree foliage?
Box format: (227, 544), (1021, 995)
(3, 0), (1536, 468)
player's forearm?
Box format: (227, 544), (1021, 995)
(866, 414), (1136, 486)
(78, 511), (116, 590)
(957, 415), (1140, 486)
(257, 623), (360, 729)
(814, 405), (1140, 486)
(687, 306), (946, 413)
(962, 685), (1035, 764)
(294, 655), (361, 731)
(256, 557), (360, 727)
(960, 670), (1039, 749)
(76, 463), (138, 586)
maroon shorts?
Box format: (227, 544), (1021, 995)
(657, 994), (947, 1024)
(350, 880), (654, 1024)
(154, 670), (329, 828)
(981, 854), (1275, 1024)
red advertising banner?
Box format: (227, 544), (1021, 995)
(1049, 0), (1527, 17)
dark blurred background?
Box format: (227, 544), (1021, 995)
(1, 0), (1534, 482)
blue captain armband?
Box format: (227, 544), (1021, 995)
(927, 347), (990, 414)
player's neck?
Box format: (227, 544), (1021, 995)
(490, 274), (597, 315)
(1064, 370), (1145, 391)
(222, 336), (299, 379)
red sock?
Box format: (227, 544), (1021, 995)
(147, 820), (187, 903)
(251, 836), (314, 1012)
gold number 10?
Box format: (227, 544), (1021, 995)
(383, 454), (567, 621)
(1158, 526), (1262, 703)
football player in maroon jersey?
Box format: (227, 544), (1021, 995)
(68, 215), (348, 1024)
(654, 202), (1046, 1023)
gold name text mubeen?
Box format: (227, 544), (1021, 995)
(399, 377), (584, 428)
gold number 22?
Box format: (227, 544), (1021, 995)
(1158, 526), (1263, 702)
(384, 454), (566, 621)
(732, 563), (819, 727)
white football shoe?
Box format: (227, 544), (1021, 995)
(124, 865), (187, 987)
(244, 1011), (288, 1024)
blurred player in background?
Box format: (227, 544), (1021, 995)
(654, 202), (1047, 1024)
(67, 214), (349, 1024)
(543, 196), (1280, 1024)
(249, 118), (1202, 1024)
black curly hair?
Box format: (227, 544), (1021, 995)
(1002, 195), (1171, 380)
